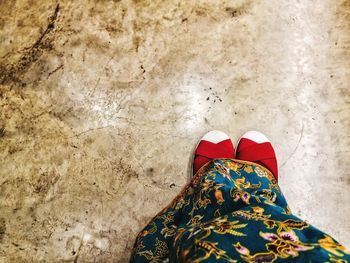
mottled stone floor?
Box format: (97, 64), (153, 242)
(0, 0), (349, 262)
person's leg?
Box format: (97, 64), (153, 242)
(130, 131), (350, 262)
(130, 131), (236, 262)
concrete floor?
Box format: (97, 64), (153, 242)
(0, 0), (349, 262)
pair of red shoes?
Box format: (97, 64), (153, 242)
(193, 130), (278, 181)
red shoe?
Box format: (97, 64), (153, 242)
(193, 130), (235, 175)
(236, 131), (278, 181)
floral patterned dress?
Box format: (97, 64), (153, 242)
(130, 159), (350, 262)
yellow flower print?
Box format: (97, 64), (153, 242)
(318, 235), (350, 257)
(155, 237), (168, 257)
(203, 218), (247, 236)
(234, 177), (251, 189)
(201, 179), (216, 192)
(244, 165), (254, 174)
(161, 225), (177, 237)
(187, 215), (204, 226)
(198, 197), (211, 209)
(195, 239), (238, 263)
(252, 206), (265, 214)
(263, 219), (308, 232)
(160, 213), (174, 224)
(328, 255), (348, 263)
(225, 162), (241, 174)
(134, 240), (145, 253)
(137, 238), (168, 261)
(329, 255), (348, 262)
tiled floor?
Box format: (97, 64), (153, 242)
(0, 0), (349, 262)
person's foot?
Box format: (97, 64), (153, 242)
(193, 130), (235, 175)
(236, 131), (278, 181)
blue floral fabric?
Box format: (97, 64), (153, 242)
(130, 159), (350, 262)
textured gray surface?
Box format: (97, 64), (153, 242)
(0, 0), (349, 262)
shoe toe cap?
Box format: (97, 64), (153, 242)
(201, 130), (230, 144)
(242, 131), (270, 143)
